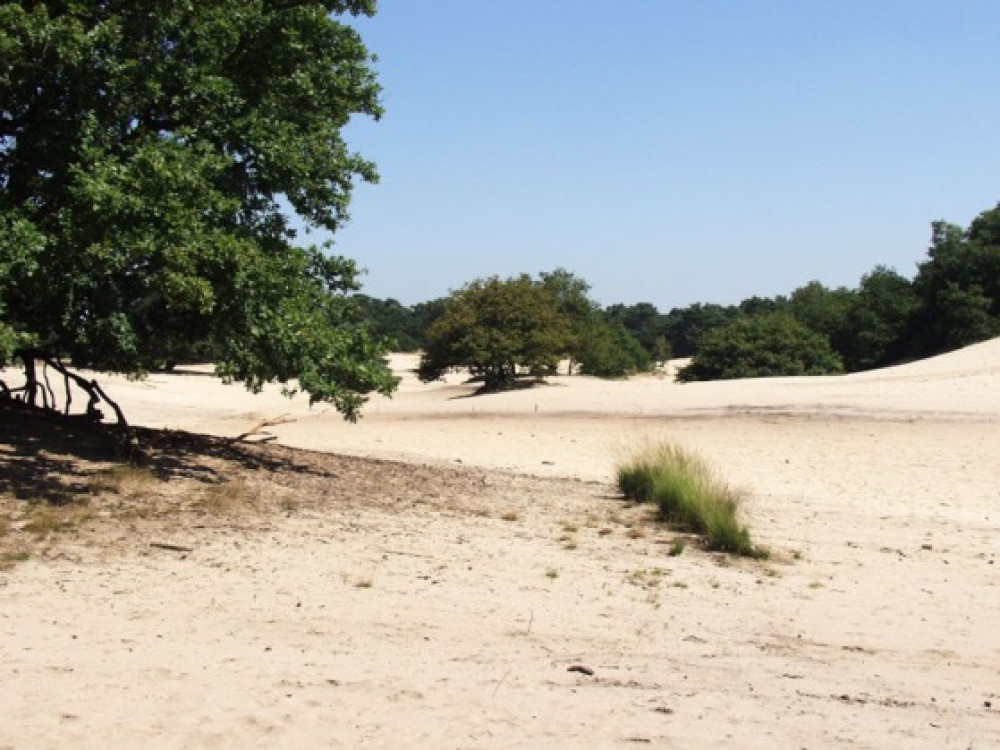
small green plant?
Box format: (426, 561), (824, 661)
(0, 551), (30, 570)
(627, 567), (665, 588)
(23, 507), (91, 538)
(91, 465), (159, 496)
(614, 439), (766, 558)
(545, 568), (559, 579)
(668, 539), (686, 557)
(198, 479), (253, 513)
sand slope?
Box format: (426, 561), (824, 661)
(2, 339), (999, 747)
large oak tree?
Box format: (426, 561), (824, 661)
(0, 0), (396, 420)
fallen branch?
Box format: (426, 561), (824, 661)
(229, 415), (296, 444)
(150, 542), (194, 553)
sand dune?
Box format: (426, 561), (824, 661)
(2, 339), (999, 747)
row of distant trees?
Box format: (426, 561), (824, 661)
(357, 203), (1000, 386)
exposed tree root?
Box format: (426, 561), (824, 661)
(1, 348), (139, 460)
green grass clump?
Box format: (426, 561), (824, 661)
(614, 440), (766, 558)
(0, 551), (31, 570)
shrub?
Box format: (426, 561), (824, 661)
(577, 319), (653, 377)
(677, 312), (843, 381)
(614, 440), (765, 557)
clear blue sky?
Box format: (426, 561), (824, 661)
(318, 1), (999, 310)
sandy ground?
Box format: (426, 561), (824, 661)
(2, 339), (999, 748)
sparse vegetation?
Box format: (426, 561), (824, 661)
(23, 506), (91, 538)
(627, 567), (665, 588)
(198, 479), (254, 513)
(90, 465), (160, 497)
(668, 539), (686, 557)
(0, 550), (30, 570)
(615, 439), (766, 558)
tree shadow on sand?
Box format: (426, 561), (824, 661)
(0, 405), (338, 505)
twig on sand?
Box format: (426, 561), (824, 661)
(492, 668), (511, 698)
(150, 542), (194, 553)
(230, 416), (296, 444)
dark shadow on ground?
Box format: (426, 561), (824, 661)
(0, 404), (339, 504)
(446, 378), (550, 400)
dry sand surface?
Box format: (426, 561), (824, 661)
(2, 339), (999, 748)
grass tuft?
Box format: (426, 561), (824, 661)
(197, 479), (254, 513)
(90, 465), (160, 496)
(23, 506), (92, 538)
(0, 550), (31, 570)
(614, 439), (766, 558)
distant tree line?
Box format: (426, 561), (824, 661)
(80, 203), (998, 387)
(354, 202), (1000, 383)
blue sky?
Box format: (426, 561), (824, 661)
(318, 1), (999, 310)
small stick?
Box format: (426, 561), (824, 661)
(230, 415), (296, 443)
(150, 542), (194, 553)
(492, 668), (511, 698)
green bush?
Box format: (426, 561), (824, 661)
(615, 440), (765, 557)
(577, 319), (653, 377)
(677, 312), (843, 382)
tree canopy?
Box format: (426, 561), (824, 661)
(908, 208), (1000, 356)
(677, 313), (844, 382)
(0, 0), (396, 420)
(418, 275), (572, 391)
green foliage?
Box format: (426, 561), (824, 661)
(576, 319), (653, 377)
(604, 302), (671, 363)
(909, 207), (1000, 357)
(788, 281), (857, 356)
(678, 313), (843, 382)
(615, 440), (765, 557)
(662, 303), (740, 358)
(353, 295), (425, 352)
(0, 0), (394, 419)
(738, 295), (788, 317)
(845, 265), (919, 370)
(418, 275), (572, 391)
(538, 268), (600, 373)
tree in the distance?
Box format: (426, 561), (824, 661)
(538, 268), (600, 374)
(677, 313), (843, 382)
(418, 276), (572, 391)
(844, 265), (919, 370)
(908, 207), (1000, 357)
(575, 318), (652, 377)
(0, 1), (396, 421)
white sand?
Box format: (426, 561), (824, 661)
(2, 339), (999, 747)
